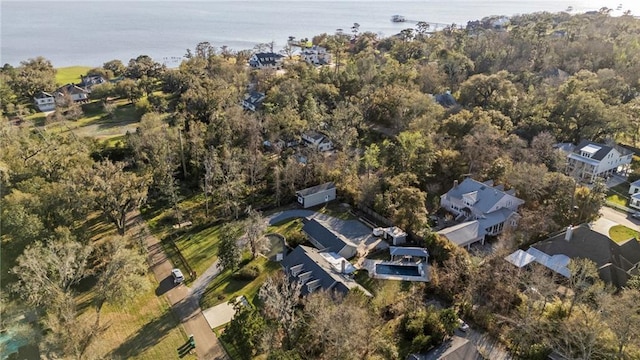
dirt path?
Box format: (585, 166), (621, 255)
(130, 212), (228, 360)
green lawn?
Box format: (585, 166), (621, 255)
(55, 65), (92, 85)
(607, 183), (630, 207)
(200, 256), (281, 309)
(79, 275), (194, 360)
(609, 225), (640, 243)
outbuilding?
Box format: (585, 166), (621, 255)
(296, 182), (336, 208)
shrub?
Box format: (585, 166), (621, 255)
(234, 264), (261, 281)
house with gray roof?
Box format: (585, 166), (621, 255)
(301, 131), (333, 152)
(281, 245), (370, 297)
(408, 335), (481, 360)
(506, 224), (640, 287)
(296, 182), (336, 208)
(302, 219), (357, 259)
(241, 90), (266, 112)
(33, 91), (55, 112)
(565, 140), (633, 183)
(438, 178), (524, 248)
(249, 52), (284, 69)
(629, 179), (640, 210)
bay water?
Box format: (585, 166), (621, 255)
(2, 0), (639, 67)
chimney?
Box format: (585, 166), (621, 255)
(453, 180), (459, 188)
(341, 260), (346, 274)
(565, 225), (573, 241)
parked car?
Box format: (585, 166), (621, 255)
(172, 268), (185, 284)
(458, 319), (470, 332)
(631, 212), (640, 220)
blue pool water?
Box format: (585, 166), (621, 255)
(376, 264), (420, 277)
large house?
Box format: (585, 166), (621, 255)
(33, 91), (56, 112)
(300, 45), (331, 65)
(281, 245), (370, 297)
(55, 83), (90, 102)
(302, 219), (357, 259)
(78, 74), (106, 91)
(506, 224), (640, 287)
(629, 179), (640, 210)
(438, 178), (524, 248)
(249, 52), (284, 69)
(301, 131), (333, 152)
(565, 140), (633, 183)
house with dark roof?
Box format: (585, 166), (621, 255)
(506, 224), (640, 287)
(55, 84), (89, 102)
(301, 131), (333, 152)
(249, 52), (284, 69)
(296, 182), (336, 208)
(78, 74), (106, 92)
(241, 91), (266, 112)
(565, 140), (633, 182)
(300, 45), (331, 65)
(33, 91), (55, 112)
(302, 219), (357, 259)
(438, 178), (524, 248)
(433, 91), (458, 108)
(281, 245), (370, 297)
(408, 335), (482, 360)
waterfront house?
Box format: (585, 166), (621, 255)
(33, 91), (56, 112)
(300, 45), (331, 65)
(438, 178), (524, 248)
(565, 140), (633, 182)
(249, 52), (284, 69)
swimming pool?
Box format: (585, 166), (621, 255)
(376, 263), (421, 277)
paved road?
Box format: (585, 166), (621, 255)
(131, 213), (228, 360)
(600, 206), (639, 230)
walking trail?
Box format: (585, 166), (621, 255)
(129, 211), (228, 360)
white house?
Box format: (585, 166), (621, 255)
(438, 178), (524, 248)
(296, 182), (336, 208)
(248, 52), (284, 69)
(55, 84), (90, 102)
(33, 91), (55, 112)
(301, 131), (333, 152)
(300, 46), (331, 65)
(630, 179), (640, 210)
(565, 140), (633, 183)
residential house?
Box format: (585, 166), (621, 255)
(281, 245), (370, 296)
(565, 140), (633, 182)
(505, 224), (640, 287)
(249, 52), (284, 69)
(300, 45), (331, 65)
(438, 178), (524, 248)
(33, 91), (55, 112)
(55, 83), (90, 102)
(241, 91), (266, 112)
(408, 335), (482, 360)
(296, 182), (336, 208)
(78, 75), (106, 92)
(301, 131), (333, 152)
(629, 179), (640, 210)
(302, 219), (357, 259)
(433, 91), (458, 108)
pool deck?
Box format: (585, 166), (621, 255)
(361, 259), (430, 282)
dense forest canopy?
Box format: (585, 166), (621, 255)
(1, 10), (640, 360)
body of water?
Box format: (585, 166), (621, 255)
(2, 0), (639, 67)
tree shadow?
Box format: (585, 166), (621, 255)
(110, 308), (179, 359)
(156, 276), (176, 296)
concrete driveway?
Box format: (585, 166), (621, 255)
(600, 206), (640, 230)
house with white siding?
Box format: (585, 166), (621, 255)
(630, 179), (640, 210)
(249, 52), (284, 69)
(565, 140), (633, 183)
(33, 91), (55, 112)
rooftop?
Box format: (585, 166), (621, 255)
(296, 182), (335, 197)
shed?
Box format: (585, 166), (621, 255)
(296, 182), (336, 208)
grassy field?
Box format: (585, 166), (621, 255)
(79, 275), (194, 360)
(55, 66), (92, 85)
(200, 256), (281, 309)
(609, 225), (640, 243)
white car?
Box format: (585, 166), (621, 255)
(458, 319), (470, 332)
(172, 268), (185, 284)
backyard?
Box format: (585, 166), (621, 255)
(609, 225), (640, 243)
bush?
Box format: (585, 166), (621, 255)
(234, 264), (261, 281)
